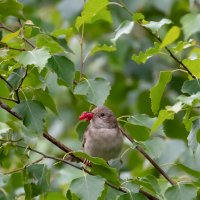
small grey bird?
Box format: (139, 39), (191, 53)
(80, 106), (123, 161)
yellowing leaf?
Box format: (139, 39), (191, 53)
(182, 59), (200, 78)
(160, 26), (181, 48)
(1, 30), (20, 43)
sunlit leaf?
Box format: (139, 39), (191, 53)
(111, 21), (134, 44)
(69, 174), (105, 200)
(182, 59), (200, 78)
(17, 48), (51, 72)
(151, 110), (174, 133)
(132, 42), (160, 64)
(0, 122), (11, 134)
(160, 26), (181, 48)
(150, 71), (172, 114)
(74, 77), (111, 106)
(90, 44), (116, 56)
(1, 30), (20, 43)
(75, 0), (111, 30)
(144, 18), (172, 33)
(12, 100), (47, 133)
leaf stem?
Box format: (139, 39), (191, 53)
(79, 24), (85, 80)
(0, 22), (35, 49)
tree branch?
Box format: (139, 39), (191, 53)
(119, 127), (176, 186)
(0, 100), (22, 120)
(0, 22), (35, 49)
(0, 139), (158, 200)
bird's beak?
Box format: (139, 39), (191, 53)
(79, 111), (94, 121)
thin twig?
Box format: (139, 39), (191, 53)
(0, 22), (35, 49)
(0, 100), (22, 120)
(119, 127), (176, 186)
(1, 140), (158, 200)
(0, 74), (13, 89)
(79, 24), (85, 80)
(0, 96), (19, 103)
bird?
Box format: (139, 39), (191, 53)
(79, 106), (123, 161)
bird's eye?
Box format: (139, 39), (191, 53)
(100, 113), (105, 117)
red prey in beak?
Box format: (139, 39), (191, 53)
(79, 111), (94, 121)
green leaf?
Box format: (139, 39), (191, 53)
(151, 110), (174, 133)
(69, 174), (105, 200)
(125, 123), (150, 141)
(47, 55), (75, 87)
(0, 0), (24, 19)
(111, 21), (134, 44)
(144, 137), (165, 159)
(90, 44), (116, 56)
(12, 100), (47, 133)
(144, 18), (172, 33)
(7, 67), (25, 90)
(1, 30), (20, 43)
(74, 77), (111, 106)
(73, 151), (120, 186)
(133, 13), (145, 22)
(182, 59), (200, 78)
(127, 114), (156, 129)
(17, 48), (51, 72)
(75, 0), (111, 30)
(177, 93), (200, 106)
(132, 42), (160, 64)
(187, 119), (200, 153)
(24, 164), (50, 198)
(33, 89), (58, 115)
(44, 192), (66, 200)
(0, 122), (11, 134)
(165, 184), (197, 200)
(180, 13), (200, 40)
(182, 79), (200, 95)
(160, 26), (181, 48)
(118, 193), (148, 200)
(150, 71), (172, 114)
(36, 34), (64, 54)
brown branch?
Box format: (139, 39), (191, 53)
(0, 74), (13, 89)
(1, 140), (158, 200)
(0, 100), (22, 120)
(119, 127), (176, 186)
(0, 96), (19, 103)
(0, 22), (35, 49)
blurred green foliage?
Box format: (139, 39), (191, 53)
(0, 0), (200, 199)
